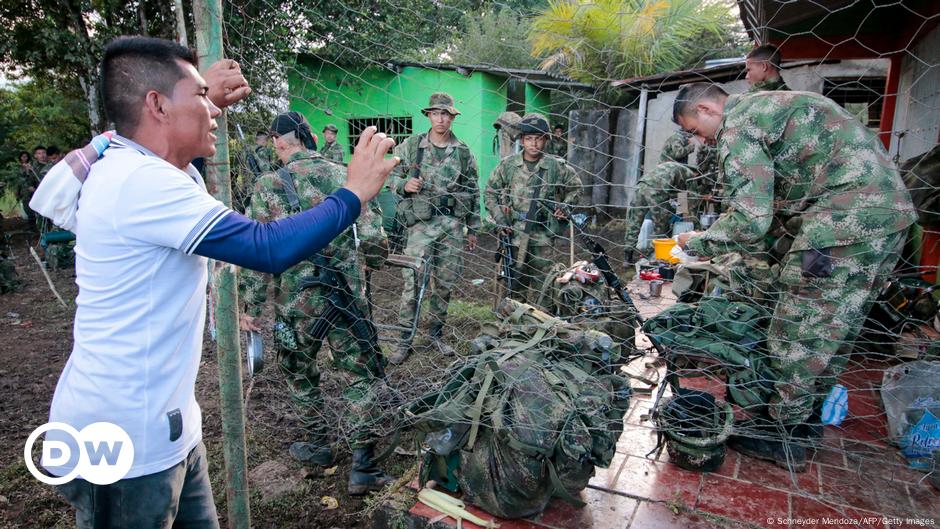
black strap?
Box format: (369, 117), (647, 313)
(275, 167), (302, 214)
(409, 133), (427, 183)
(523, 167), (547, 233)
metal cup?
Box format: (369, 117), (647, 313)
(650, 280), (664, 298)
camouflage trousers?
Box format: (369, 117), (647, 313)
(275, 275), (385, 450)
(398, 215), (465, 329)
(0, 256), (19, 294)
(513, 242), (553, 305)
(766, 230), (905, 424)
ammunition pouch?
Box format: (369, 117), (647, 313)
(398, 193), (473, 228)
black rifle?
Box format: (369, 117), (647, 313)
(298, 256), (386, 380)
(566, 210), (666, 358)
(496, 231), (516, 294)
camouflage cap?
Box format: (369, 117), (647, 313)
(323, 124), (338, 133)
(422, 92), (460, 116)
(518, 113), (550, 136)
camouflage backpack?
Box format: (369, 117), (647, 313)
(536, 261), (637, 352)
(404, 300), (631, 518)
(642, 296), (777, 409)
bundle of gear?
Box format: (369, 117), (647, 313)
(642, 295), (776, 410)
(536, 260), (638, 349)
(403, 298), (632, 519)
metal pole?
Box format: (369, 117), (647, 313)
(193, 1), (251, 528)
(633, 86), (649, 188)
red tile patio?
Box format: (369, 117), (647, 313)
(389, 359), (939, 529)
(383, 284), (939, 529)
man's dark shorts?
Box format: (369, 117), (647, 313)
(56, 441), (219, 529)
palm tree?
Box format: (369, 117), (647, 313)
(529, 0), (742, 83)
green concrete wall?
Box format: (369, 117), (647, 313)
(288, 59), (511, 186)
(288, 58), (571, 221)
(525, 84), (553, 119)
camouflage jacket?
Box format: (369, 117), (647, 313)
(624, 161), (694, 250)
(687, 91), (917, 258)
(389, 131), (480, 230)
(485, 153), (580, 245)
(748, 77), (790, 92)
(240, 150), (386, 318)
(253, 145), (274, 174)
(546, 137), (567, 158)
(320, 141), (345, 164)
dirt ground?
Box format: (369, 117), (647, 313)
(0, 216), (631, 528)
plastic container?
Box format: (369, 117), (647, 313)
(653, 238), (679, 263)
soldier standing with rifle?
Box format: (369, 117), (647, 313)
(485, 113), (581, 304)
(239, 111), (394, 495)
(387, 93), (480, 363)
(321, 123), (345, 164)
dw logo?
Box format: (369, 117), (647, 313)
(24, 422), (134, 485)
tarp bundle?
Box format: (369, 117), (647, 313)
(405, 299), (631, 518)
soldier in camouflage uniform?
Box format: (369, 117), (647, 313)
(674, 83), (916, 471)
(239, 112), (393, 494)
(745, 44), (790, 92)
(387, 93), (480, 363)
(546, 124), (568, 158)
(624, 131), (702, 262)
(320, 124), (345, 164)
(485, 113), (580, 304)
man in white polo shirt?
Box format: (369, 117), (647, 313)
(39, 36), (398, 528)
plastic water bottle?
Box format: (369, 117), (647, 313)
(637, 218), (653, 250)
(820, 384), (848, 426)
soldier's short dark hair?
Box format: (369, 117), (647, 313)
(46, 145), (61, 156)
(672, 83), (729, 124)
(747, 44), (782, 70)
(34, 145), (47, 153)
(100, 36), (198, 136)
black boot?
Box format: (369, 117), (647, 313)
(728, 420), (808, 473)
(429, 324), (455, 357)
(348, 446), (395, 495)
(289, 441), (334, 467)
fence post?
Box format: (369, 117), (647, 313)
(193, 1), (252, 528)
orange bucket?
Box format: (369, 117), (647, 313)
(652, 238), (679, 263)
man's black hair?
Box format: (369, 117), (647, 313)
(672, 83), (729, 124)
(256, 130), (269, 137)
(46, 145), (61, 156)
(746, 44), (782, 70)
(100, 36), (198, 136)
(34, 145), (47, 152)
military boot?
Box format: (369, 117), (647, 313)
(429, 324), (455, 357)
(348, 446), (395, 495)
(728, 418), (808, 473)
(289, 441), (335, 467)
(388, 332), (414, 365)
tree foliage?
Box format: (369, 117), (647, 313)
(416, 8), (542, 69)
(0, 0), (179, 132)
(529, 0), (745, 83)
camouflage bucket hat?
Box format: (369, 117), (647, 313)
(422, 92), (460, 116)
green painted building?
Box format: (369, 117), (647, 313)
(288, 57), (590, 192)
